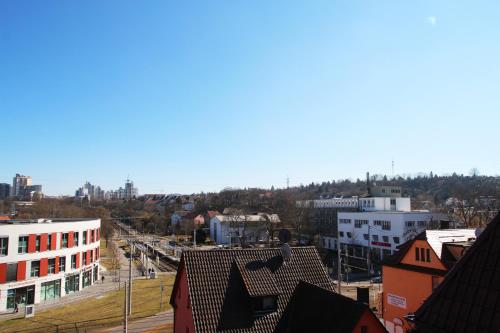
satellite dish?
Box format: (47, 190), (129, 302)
(278, 229), (291, 243)
(281, 243), (292, 262)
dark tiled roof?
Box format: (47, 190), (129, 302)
(414, 213), (500, 333)
(175, 247), (335, 333)
(275, 281), (386, 333)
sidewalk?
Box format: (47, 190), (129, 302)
(92, 310), (173, 333)
(0, 240), (141, 321)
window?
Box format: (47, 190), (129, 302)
(90, 250), (94, 263)
(6, 263), (17, 282)
(418, 221), (427, 227)
(65, 274), (79, 294)
(346, 232), (352, 238)
(390, 199), (396, 205)
(82, 270), (92, 288)
(339, 231), (344, 237)
(18, 236), (28, 254)
(36, 235), (41, 252)
(83, 252), (87, 265)
(47, 235), (52, 250)
(83, 231), (87, 244)
(415, 247), (420, 261)
(30, 260), (40, 277)
(382, 236), (389, 243)
(372, 235), (379, 241)
(426, 249), (431, 262)
(91, 230), (95, 243)
(381, 221), (391, 230)
(71, 254), (77, 269)
(62, 233), (68, 248)
(421, 248), (425, 262)
(48, 258), (56, 274)
(339, 219), (351, 224)
(363, 234), (369, 240)
(41, 280), (61, 301)
(74, 232), (79, 247)
(59, 257), (66, 272)
(0, 237), (8, 256)
(355, 220), (368, 228)
(405, 221), (415, 228)
(393, 237), (400, 244)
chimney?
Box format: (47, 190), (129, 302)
(366, 172), (371, 196)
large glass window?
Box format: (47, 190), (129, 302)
(71, 254), (77, 269)
(48, 258), (56, 274)
(0, 237), (8, 256)
(74, 232), (79, 247)
(6, 286), (35, 310)
(62, 233), (68, 248)
(40, 280), (61, 301)
(91, 230), (95, 243)
(65, 274), (80, 294)
(35, 235), (41, 252)
(82, 271), (92, 288)
(59, 256), (66, 272)
(18, 236), (28, 254)
(30, 261), (40, 277)
(83, 252), (87, 265)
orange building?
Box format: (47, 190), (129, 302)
(381, 229), (476, 333)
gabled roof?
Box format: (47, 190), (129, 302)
(275, 281), (387, 333)
(414, 213), (500, 332)
(383, 229), (476, 271)
(171, 247), (335, 333)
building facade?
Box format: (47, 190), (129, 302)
(0, 218), (101, 312)
(210, 214), (280, 245)
(0, 183), (10, 200)
(382, 229), (476, 333)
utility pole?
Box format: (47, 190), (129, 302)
(123, 281), (128, 333)
(367, 225), (372, 279)
(160, 279), (164, 311)
(128, 242), (133, 316)
(337, 224), (342, 295)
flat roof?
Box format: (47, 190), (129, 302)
(339, 210), (430, 214)
(0, 218), (99, 225)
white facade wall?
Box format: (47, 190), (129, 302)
(0, 219), (101, 312)
(210, 217), (270, 245)
(337, 211), (431, 258)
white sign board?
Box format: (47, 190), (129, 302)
(387, 293), (407, 309)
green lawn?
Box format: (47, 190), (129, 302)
(0, 274), (175, 333)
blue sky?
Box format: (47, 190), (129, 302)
(1, 1), (499, 195)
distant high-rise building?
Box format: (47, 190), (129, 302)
(11, 174), (43, 200)
(75, 181), (105, 201)
(124, 179), (138, 199)
(0, 183), (10, 200)
(11, 174), (32, 197)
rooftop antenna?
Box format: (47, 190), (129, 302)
(366, 172), (371, 196)
(286, 175), (290, 189)
(392, 160), (395, 179)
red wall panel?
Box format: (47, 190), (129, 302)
(0, 263), (6, 283)
(40, 258), (48, 277)
(68, 232), (74, 248)
(40, 233), (48, 252)
(86, 250), (91, 265)
(51, 233), (57, 250)
(17, 261), (26, 281)
(76, 253), (80, 268)
(28, 234), (36, 253)
(55, 256), (60, 274)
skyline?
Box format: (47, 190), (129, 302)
(1, 1), (499, 195)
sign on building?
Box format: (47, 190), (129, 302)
(387, 293), (407, 309)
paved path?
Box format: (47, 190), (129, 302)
(0, 240), (141, 321)
(92, 310), (173, 333)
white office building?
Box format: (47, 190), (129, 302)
(0, 218), (101, 312)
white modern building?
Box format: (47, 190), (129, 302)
(210, 214), (280, 245)
(0, 218), (101, 312)
(320, 197), (433, 260)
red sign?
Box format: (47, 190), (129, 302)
(371, 241), (391, 247)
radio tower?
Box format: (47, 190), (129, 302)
(286, 175), (290, 189)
